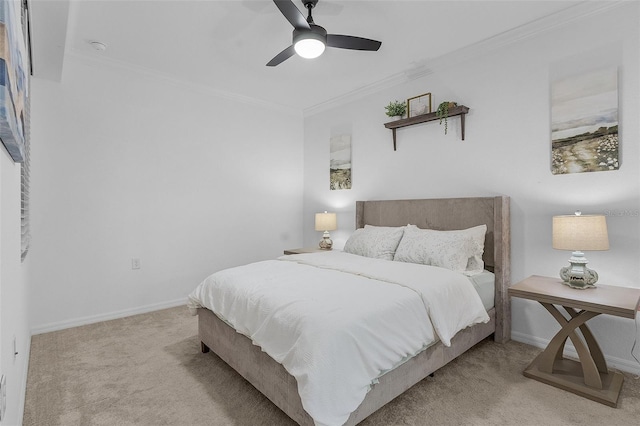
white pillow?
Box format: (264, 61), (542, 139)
(393, 225), (483, 273)
(436, 224), (487, 274)
(343, 225), (405, 261)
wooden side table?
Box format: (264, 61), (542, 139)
(509, 275), (640, 407)
(283, 247), (331, 255)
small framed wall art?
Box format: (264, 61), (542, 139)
(330, 134), (351, 190)
(407, 92), (432, 118)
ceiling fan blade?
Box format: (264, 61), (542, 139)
(273, 0), (310, 30)
(266, 45), (296, 67)
(326, 34), (381, 51)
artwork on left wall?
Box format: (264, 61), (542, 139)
(330, 134), (351, 190)
(0, 0), (30, 163)
(551, 68), (619, 175)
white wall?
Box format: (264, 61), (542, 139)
(0, 149), (30, 425)
(303, 4), (640, 372)
(28, 53), (304, 332)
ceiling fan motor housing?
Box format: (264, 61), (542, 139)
(293, 24), (327, 45)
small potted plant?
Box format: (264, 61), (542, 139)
(385, 100), (407, 120)
(435, 101), (458, 134)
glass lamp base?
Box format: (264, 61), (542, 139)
(318, 231), (333, 250)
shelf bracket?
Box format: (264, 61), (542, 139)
(392, 128), (397, 151)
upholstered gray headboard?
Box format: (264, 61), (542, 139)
(356, 197), (506, 270)
(355, 196), (511, 342)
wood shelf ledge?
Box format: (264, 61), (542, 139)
(384, 105), (470, 151)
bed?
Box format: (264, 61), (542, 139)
(189, 196), (510, 426)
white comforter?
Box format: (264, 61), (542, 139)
(187, 251), (489, 426)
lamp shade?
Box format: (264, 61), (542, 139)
(315, 212), (337, 231)
(552, 214), (609, 251)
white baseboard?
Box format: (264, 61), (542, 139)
(30, 298), (188, 335)
(17, 336), (31, 426)
(511, 331), (640, 376)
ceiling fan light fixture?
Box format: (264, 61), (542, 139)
(293, 28), (326, 59)
(294, 37), (325, 59)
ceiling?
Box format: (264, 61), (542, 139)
(31, 0), (589, 112)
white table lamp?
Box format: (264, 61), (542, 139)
(552, 211), (609, 289)
(315, 211), (337, 250)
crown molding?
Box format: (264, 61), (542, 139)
(302, 69), (423, 117)
(303, 0), (629, 118)
(64, 49), (302, 118)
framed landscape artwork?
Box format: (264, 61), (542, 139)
(551, 68), (618, 175)
(330, 134), (351, 190)
(0, 0), (29, 163)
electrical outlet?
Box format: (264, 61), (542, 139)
(0, 374), (6, 422)
(131, 258), (141, 270)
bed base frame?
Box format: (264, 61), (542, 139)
(198, 196), (510, 425)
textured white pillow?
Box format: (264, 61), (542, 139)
(343, 225), (405, 261)
(393, 225), (481, 273)
(431, 225), (487, 274)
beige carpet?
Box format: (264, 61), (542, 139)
(24, 306), (640, 426)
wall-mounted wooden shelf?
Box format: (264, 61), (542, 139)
(384, 105), (470, 151)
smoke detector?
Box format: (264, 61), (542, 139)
(89, 41), (107, 51)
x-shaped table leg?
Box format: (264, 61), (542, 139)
(538, 303), (605, 388)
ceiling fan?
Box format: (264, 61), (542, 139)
(267, 0), (382, 67)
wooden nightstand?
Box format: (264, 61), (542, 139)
(283, 247), (331, 255)
(509, 275), (640, 407)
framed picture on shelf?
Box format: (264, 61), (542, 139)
(407, 93), (432, 118)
